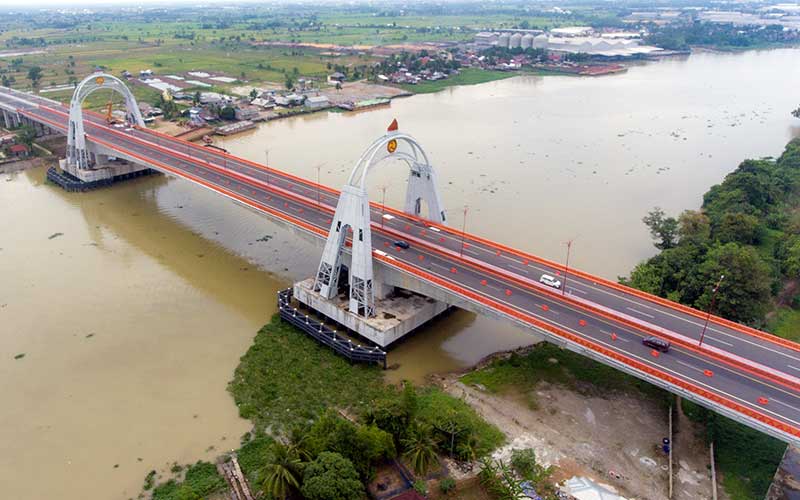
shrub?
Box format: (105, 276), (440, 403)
(439, 477), (456, 495)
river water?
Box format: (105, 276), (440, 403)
(1, 48), (799, 499)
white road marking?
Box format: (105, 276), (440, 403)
(706, 337), (734, 347)
(676, 360), (703, 373)
(772, 399), (800, 413)
(788, 365), (800, 373)
(508, 264), (529, 274)
(568, 288), (588, 295)
(626, 307), (656, 319)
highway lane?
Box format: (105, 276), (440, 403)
(5, 89), (800, 439)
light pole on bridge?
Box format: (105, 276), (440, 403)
(698, 274), (725, 348)
(562, 239), (574, 296)
(460, 205), (469, 257)
(380, 185), (388, 227)
(264, 149), (270, 186)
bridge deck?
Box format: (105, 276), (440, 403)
(3, 85), (800, 444)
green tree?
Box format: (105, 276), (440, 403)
(713, 212), (761, 245)
(678, 210), (711, 246)
(15, 124), (37, 147)
(219, 105), (236, 120)
(285, 76), (294, 90)
(785, 237), (800, 278)
(192, 91), (201, 105)
(402, 423), (438, 477)
(643, 207), (679, 250)
(249, 88), (258, 99)
(27, 66), (43, 87)
(792, 106), (800, 119)
(258, 442), (302, 500)
(695, 243), (772, 325)
(300, 452), (364, 500)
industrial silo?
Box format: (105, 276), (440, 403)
(521, 34), (534, 49)
(498, 33), (510, 48)
(532, 34), (548, 49)
(509, 33), (522, 49)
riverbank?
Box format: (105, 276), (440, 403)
(144, 315), (508, 499)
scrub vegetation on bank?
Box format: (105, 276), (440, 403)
(145, 315), (504, 498)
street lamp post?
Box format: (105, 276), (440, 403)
(315, 164), (321, 206)
(698, 274), (725, 347)
(562, 239), (573, 296)
(380, 185), (387, 227)
(264, 149), (270, 186)
(460, 205), (469, 257)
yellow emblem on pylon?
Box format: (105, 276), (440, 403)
(95, 76), (105, 85)
(387, 139), (397, 153)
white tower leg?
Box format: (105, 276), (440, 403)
(314, 185), (375, 317)
(314, 124), (446, 318)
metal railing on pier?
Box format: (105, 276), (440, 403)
(277, 289), (387, 368)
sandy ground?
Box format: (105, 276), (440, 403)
(316, 81), (410, 105)
(437, 372), (715, 500)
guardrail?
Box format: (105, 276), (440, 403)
(277, 289), (386, 368)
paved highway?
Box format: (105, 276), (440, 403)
(3, 87), (800, 443)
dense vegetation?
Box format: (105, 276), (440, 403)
(624, 139), (800, 333)
(148, 315), (504, 498)
(151, 461), (226, 500)
(645, 22), (799, 51)
(623, 139), (800, 499)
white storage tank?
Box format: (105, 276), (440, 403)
(521, 34), (534, 49)
(498, 33), (510, 48)
(532, 34), (548, 49)
(509, 33), (522, 49)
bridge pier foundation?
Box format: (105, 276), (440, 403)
(293, 278), (450, 348)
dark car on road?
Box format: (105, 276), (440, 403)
(642, 336), (670, 353)
(394, 240), (410, 249)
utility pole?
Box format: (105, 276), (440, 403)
(562, 239), (573, 296)
(460, 205), (468, 257)
(699, 274), (725, 347)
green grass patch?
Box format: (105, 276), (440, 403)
(461, 343), (670, 406)
(228, 315), (390, 434)
(398, 68), (516, 94)
(151, 461), (225, 500)
(767, 306), (800, 342)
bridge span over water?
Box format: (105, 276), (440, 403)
(3, 74), (800, 446)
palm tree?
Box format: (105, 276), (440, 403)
(259, 442), (302, 500)
(402, 423), (438, 477)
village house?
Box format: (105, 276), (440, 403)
(304, 95), (330, 110)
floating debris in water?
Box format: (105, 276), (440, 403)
(14, 353), (25, 360)
(48, 232), (63, 240)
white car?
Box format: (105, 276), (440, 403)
(539, 274), (562, 289)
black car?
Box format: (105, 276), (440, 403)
(642, 336), (670, 353)
(394, 240), (410, 249)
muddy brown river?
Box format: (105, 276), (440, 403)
(1, 48), (799, 499)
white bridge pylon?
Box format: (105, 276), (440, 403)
(68, 72), (145, 170)
(314, 122), (447, 317)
